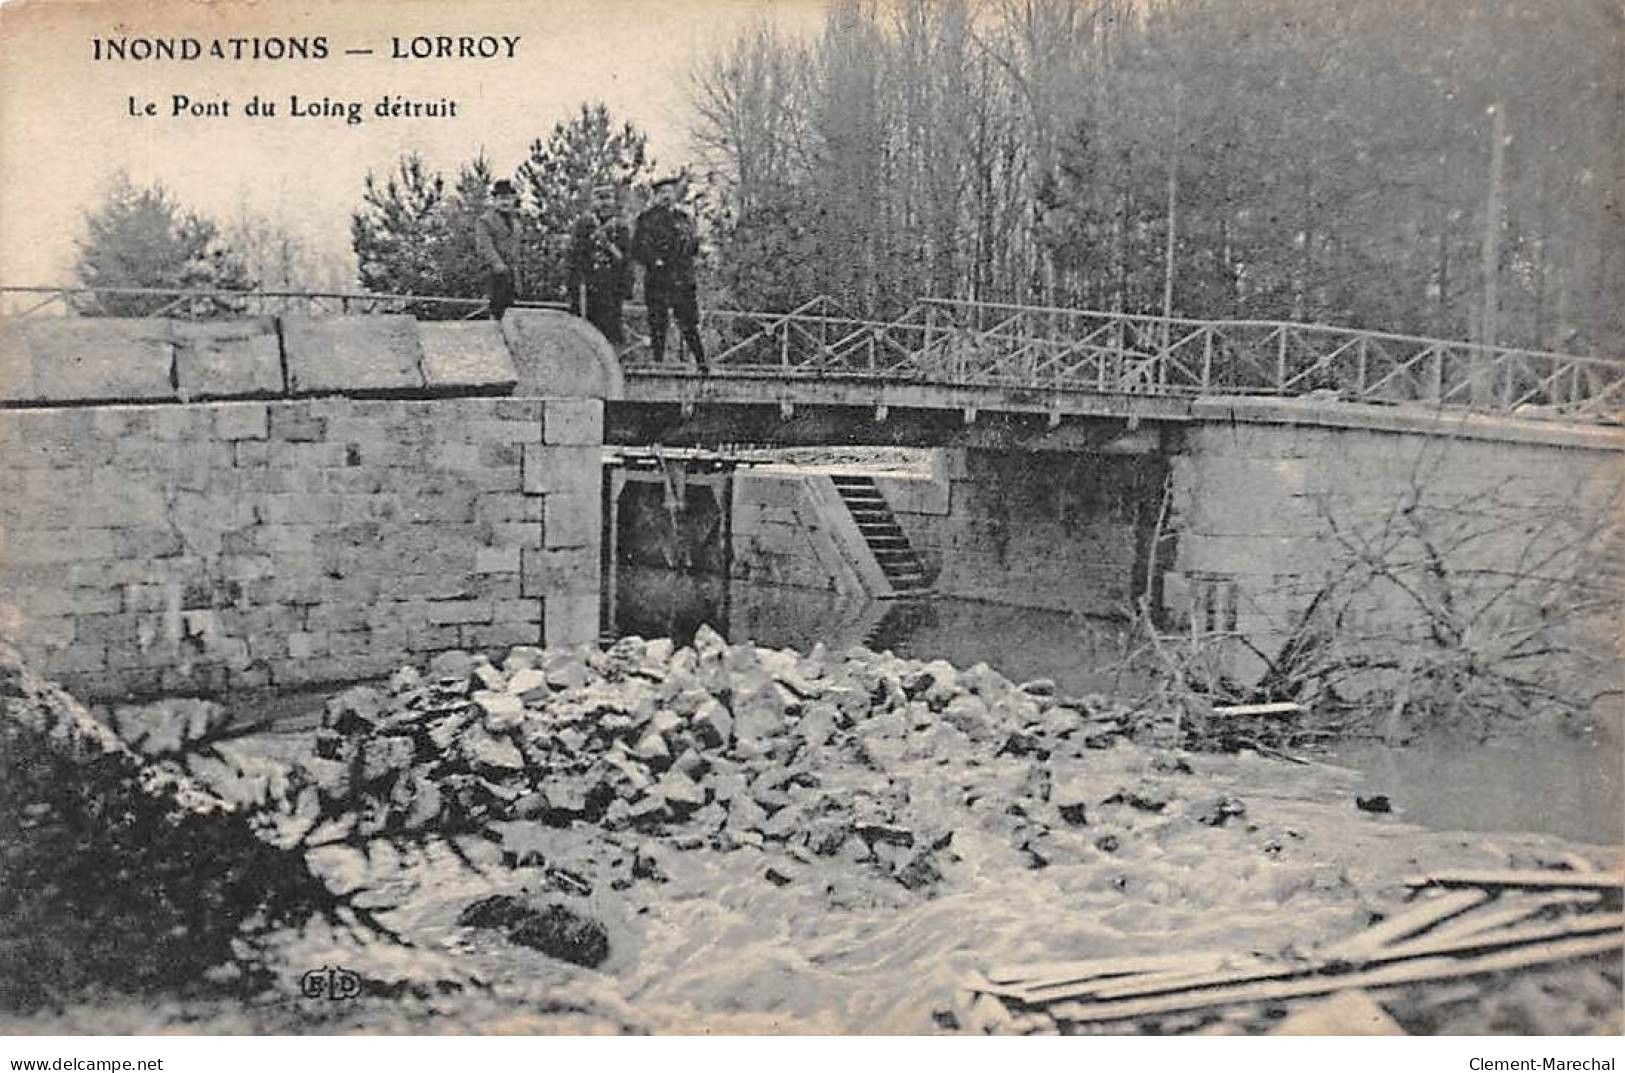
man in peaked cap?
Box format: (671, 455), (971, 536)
(475, 179), (522, 320)
(632, 173), (707, 370)
(566, 183), (633, 345)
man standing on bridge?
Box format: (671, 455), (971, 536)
(475, 179), (522, 320)
(567, 183), (633, 345)
(632, 174), (707, 371)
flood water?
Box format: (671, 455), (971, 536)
(608, 565), (1150, 698)
(609, 565), (1625, 847)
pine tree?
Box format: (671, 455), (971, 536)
(516, 103), (654, 302)
(349, 152), (451, 301)
(73, 173), (252, 317)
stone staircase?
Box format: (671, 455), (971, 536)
(828, 474), (935, 600)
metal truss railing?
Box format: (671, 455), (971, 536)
(619, 295), (1625, 421)
(5, 285), (1620, 420)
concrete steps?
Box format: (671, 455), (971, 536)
(829, 474), (935, 601)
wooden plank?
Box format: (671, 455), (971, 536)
(1017, 956), (1270, 1004)
(1320, 890), (1491, 960)
(1372, 911), (1624, 964)
(1209, 702), (1303, 718)
(1416, 893), (1599, 946)
(1077, 912), (1624, 1004)
(985, 952), (1222, 986)
(1404, 869), (1624, 893)
(1047, 933), (1624, 1026)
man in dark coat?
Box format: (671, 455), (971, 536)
(632, 174), (706, 369)
(474, 179), (521, 319)
(566, 184), (633, 345)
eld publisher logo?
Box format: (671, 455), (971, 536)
(299, 965), (362, 1001)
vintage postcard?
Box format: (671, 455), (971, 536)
(0, 0), (1620, 1050)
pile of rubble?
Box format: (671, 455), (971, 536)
(283, 626), (1241, 907)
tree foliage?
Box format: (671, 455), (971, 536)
(349, 105), (654, 311)
(692, 0), (1624, 355)
(516, 102), (655, 302)
(73, 173), (252, 317)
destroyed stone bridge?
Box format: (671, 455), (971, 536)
(1, 286), (1620, 700)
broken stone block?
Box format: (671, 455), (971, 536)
(726, 794), (768, 831)
(656, 769), (706, 812)
(796, 701), (839, 747)
(692, 623), (727, 658)
(541, 778), (590, 816)
(462, 725), (524, 772)
(1192, 795), (1247, 826)
(732, 680), (792, 745)
(651, 708), (684, 736)
(473, 662), (507, 693)
(542, 650), (592, 690)
(388, 665), (422, 695)
(301, 756), (350, 798)
(632, 731), (670, 764)
(860, 709), (907, 741)
(360, 735), (415, 783)
(323, 685), (386, 735)
(708, 767), (748, 802)
(692, 803), (728, 832)
(801, 815), (851, 857)
(505, 667), (551, 704)
(305, 844), (371, 896)
(474, 690), (526, 731)
(1104, 780), (1173, 813)
(1052, 775), (1092, 826)
(671, 748), (710, 783)
(627, 795), (668, 826)
(690, 698), (733, 749)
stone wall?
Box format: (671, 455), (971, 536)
(1165, 419), (1623, 683)
(729, 468), (884, 595)
(0, 313), (607, 699)
(884, 449), (1166, 615)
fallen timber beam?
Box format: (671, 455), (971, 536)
(1319, 890), (1491, 960)
(1008, 912), (1624, 1006)
(1045, 933), (1623, 1027)
(1415, 893), (1602, 947)
(1209, 702), (1303, 718)
(985, 951), (1244, 987)
(1404, 869), (1625, 893)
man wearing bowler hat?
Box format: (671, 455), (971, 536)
(567, 183), (633, 345)
(475, 179), (521, 320)
(632, 173), (707, 370)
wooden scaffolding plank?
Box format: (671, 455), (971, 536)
(1048, 933), (1624, 1026)
(1073, 912), (1624, 1004)
(1017, 956), (1270, 1004)
(1405, 869), (1624, 893)
(1321, 890), (1491, 960)
(1417, 893), (1600, 946)
(984, 952), (1223, 987)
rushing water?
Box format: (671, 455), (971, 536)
(608, 565), (1624, 846)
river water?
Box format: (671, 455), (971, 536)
(608, 565), (1624, 848)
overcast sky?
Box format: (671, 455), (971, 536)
(0, 0), (826, 289)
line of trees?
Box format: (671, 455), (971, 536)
(72, 173), (352, 317)
(692, 0), (1624, 356)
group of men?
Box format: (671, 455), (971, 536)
(473, 174), (706, 369)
